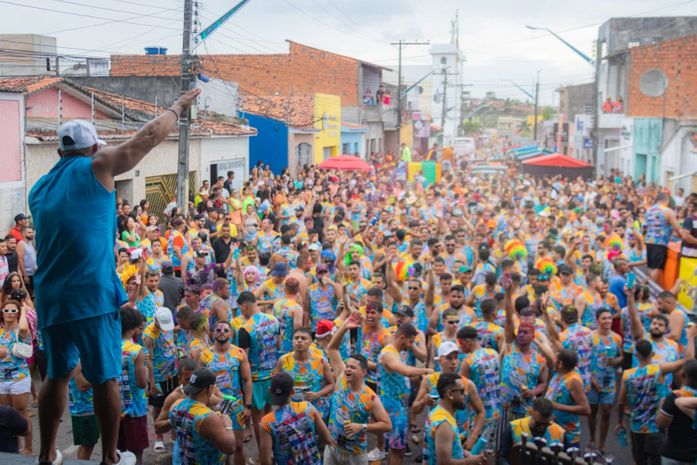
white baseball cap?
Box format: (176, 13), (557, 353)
(57, 120), (106, 151)
(154, 307), (175, 331)
(435, 341), (460, 359)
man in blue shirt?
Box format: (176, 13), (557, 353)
(29, 88), (200, 465)
(608, 257), (629, 309)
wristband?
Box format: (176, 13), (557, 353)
(225, 426), (233, 431)
(166, 107), (180, 120)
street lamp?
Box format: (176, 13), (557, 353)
(525, 25), (594, 65)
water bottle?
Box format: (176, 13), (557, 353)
(617, 426), (627, 448)
(219, 394), (238, 415)
(470, 435), (488, 455)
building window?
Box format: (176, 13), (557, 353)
(440, 57), (447, 65)
(342, 143), (349, 154)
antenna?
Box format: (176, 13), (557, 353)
(639, 69), (668, 97)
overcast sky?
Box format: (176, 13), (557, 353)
(4, 0), (697, 104)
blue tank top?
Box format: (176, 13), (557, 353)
(29, 156), (127, 329)
(645, 204), (671, 246)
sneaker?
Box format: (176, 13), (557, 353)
(36, 449), (63, 465)
(114, 451), (137, 465)
(153, 440), (166, 453)
(404, 444), (412, 457)
(366, 447), (386, 461)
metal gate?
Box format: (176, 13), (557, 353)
(145, 171), (197, 218)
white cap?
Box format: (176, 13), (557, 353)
(57, 120), (106, 151)
(308, 243), (321, 251)
(435, 341), (460, 359)
(154, 307), (175, 331)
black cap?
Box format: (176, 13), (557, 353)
(161, 261), (174, 274)
(269, 372), (294, 405)
(14, 213), (28, 223)
(395, 305), (414, 318)
(558, 264), (573, 275)
(183, 368), (217, 395)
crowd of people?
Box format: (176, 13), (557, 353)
(2, 95), (697, 465)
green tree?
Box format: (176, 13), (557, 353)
(541, 106), (555, 120)
(461, 119), (481, 136)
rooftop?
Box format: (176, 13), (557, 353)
(0, 76), (62, 94)
(240, 94), (315, 128)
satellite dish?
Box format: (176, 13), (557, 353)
(639, 69), (668, 97)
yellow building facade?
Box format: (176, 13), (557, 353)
(313, 93), (341, 163)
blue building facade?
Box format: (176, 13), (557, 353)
(244, 113), (289, 174)
(340, 122), (367, 156)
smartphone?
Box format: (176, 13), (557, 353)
(626, 272), (636, 289)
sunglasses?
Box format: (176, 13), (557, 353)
(214, 328), (230, 333)
(2, 308), (18, 314)
(446, 319), (460, 325)
(408, 286), (420, 291)
(225, 217), (232, 220)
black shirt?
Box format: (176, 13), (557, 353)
(0, 405), (28, 453)
(158, 274), (185, 315)
(681, 215), (697, 257)
(212, 236), (233, 264)
(660, 391), (697, 461)
(5, 251), (18, 273)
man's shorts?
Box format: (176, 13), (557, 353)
(148, 377), (180, 409)
(382, 397), (407, 451)
(117, 415), (149, 455)
(630, 431), (663, 465)
(252, 379), (271, 410)
(71, 414), (100, 446)
(647, 243), (668, 269)
(587, 388), (615, 405)
(0, 376), (31, 395)
(42, 311), (121, 384)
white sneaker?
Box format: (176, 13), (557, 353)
(153, 440), (166, 453)
(36, 449), (63, 465)
(115, 450), (137, 465)
(366, 447), (386, 461)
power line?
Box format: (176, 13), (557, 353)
(0, 0), (180, 31)
(44, 0), (181, 21)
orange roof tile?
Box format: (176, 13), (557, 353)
(0, 76), (63, 94)
(240, 94), (314, 127)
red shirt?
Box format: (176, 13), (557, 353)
(8, 227), (23, 242)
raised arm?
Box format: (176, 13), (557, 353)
(92, 89), (200, 190)
(625, 287), (645, 341)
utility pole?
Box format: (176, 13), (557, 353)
(533, 72), (540, 142)
(390, 40), (429, 135)
(176, 0), (195, 212)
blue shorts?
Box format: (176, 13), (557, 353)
(252, 378), (271, 410)
(41, 311), (121, 384)
(587, 388), (615, 405)
(382, 396), (407, 450)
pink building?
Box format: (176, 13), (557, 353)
(0, 76), (254, 232)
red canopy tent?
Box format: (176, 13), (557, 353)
(521, 153), (594, 178)
(318, 155), (372, 171)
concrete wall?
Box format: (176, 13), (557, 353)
(340, 130), (363, 155)
(25, 138), (204, 207)
(0, 92), (25, 233)
(660, 120), (697, 191)
(313, 93), (341, 163)
(245, 113), (289, 173)
(0, 34), (56, 76)
(26, 87), (109, 119)
(70, 76), (181, 106)
(200, 137), (249, 191)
